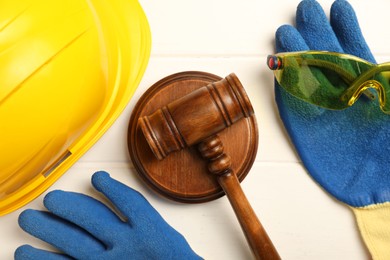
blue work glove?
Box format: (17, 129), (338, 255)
(273, 0), (390, 258)
(15, 171), (201, 260)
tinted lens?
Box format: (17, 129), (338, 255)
(268, 52), (374, 110)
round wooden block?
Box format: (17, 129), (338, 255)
(128, 71), (258, 203)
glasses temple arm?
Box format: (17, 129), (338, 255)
(299, 59), (355, 83)
(341, 63), (390, 105)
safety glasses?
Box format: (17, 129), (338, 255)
(267, 51), (390, 113)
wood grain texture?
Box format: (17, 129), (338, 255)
(128, 72), (258, 202)
(131, 71), (279, 259)
(199, 135), (280, 260)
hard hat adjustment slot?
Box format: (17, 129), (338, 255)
(43, 151), (72, 178)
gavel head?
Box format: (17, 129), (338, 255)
(138, 73), (254, 160)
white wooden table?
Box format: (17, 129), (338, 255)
(2, 1), (389, 259)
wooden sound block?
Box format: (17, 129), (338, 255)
(128, 71), (258, 203)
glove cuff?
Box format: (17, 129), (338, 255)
(352, 203), (390, 260)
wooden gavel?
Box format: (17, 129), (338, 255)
(138, 73), (280, 260)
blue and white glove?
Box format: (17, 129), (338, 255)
(273, 0), (390, 259)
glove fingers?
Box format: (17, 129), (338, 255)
(296, 0), (343, 52)
(15, 245), (72, 260)
(18, 210), (105, 259)
(92, 171), (166, 226)
(330, 0), (375, 63)
(43, 190), (127, 243)
(275, 25), (309, 52)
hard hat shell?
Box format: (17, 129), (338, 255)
(0, 0), (151, 215)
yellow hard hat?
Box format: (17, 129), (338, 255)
(0, 0), (151, 215)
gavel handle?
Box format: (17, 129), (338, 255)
(218, 171), (280, 260)
(198, 136), (280, 260)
